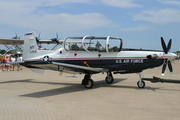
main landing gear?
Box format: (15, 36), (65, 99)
(137, 73), (145, 88)
(105, 72), (114, 84)
(81, 71), (114, 89)
(81, 74), (94, 89)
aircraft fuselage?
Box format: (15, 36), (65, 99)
(24, 48), (164, 74)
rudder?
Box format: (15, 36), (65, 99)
(23, 32), (38, 60)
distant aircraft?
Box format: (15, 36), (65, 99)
(0, 32), (177, 88)
(12, 32), (22, 39)
(0, 32), (64, 54)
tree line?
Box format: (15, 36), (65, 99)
(0, 49), (6, 54)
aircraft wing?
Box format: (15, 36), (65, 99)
(38, 40), (64, 44)
(0, 38), (92, 45)
(0, 38), (64, 45)
(52, 62), (109, 73)
(0, 39), (24, 45)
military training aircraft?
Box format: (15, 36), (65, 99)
(0, 31), (177, 88)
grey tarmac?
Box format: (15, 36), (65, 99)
(0, 60), (180, 120)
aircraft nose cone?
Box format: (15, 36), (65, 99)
(167, 52), (177, 60)
(172, 53), (178, 59)
(163, 52), (177, 60)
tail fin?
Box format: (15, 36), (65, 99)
(23, 32), (38, 60)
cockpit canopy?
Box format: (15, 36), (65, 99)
(64, 35), (123, 52)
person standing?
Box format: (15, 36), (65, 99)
(19, 54), (23, 70)
(16, 55), (21, 71)
(11, 55), (16, 71)
(2, 56), (6, 71)
(0, 56), (3, 72)
(5, 56), (10, 71)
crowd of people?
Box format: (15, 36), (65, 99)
(0, 54), (23, 72)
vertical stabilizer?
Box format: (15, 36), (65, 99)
(23, 32), (38, 60)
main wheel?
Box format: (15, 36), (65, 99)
(84, 79), (94, 89)
(137, 80), (145, 88)
(105, 76), (114, 84)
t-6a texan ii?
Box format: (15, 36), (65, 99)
(0, 32), (177, 88)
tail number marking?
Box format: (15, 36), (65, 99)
(30, 45), (36, 54)
(30, 50), (36, 53)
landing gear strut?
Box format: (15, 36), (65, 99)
(105, 71), (114, 84)
(81, 74), (94, 89)
(137, 73), (145, 88)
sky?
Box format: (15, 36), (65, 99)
(0, 0), (180, 52)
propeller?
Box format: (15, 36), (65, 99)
(51, 33), (60, 44)
(12, 32), (21, 39)
(35, 32), (41, 42)
(161, 37), (173, 75)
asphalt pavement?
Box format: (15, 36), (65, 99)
(0, 60), (180, 120)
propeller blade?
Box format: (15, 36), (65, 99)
(38, 32), (41, 39)
(167, 39), (172, 52)
(56, 33), (58, 39)
(168, 60), (173, 72)
(36, 33), (41, 42)
(161, 37), (167, 54)
(15, 32), (18, 37)
(18, 35), (22, 39)
(119, 39), (123, 52)
(162, 59), (168, 76)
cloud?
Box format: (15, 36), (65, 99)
(31, 0), (93, 6)
(0, 1), (113, 33)
(158, 0), (180, 5)
(101, 0), (141, 8)
(0, 13), (112, 33)
(0, 0), (92, 7)
(21, 13), (112, 32)
(133, 9), (180, 24)
(122, 25), (151, 32)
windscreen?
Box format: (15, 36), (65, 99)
(64, 36), (122, 52)
(107, 39), (121, 52)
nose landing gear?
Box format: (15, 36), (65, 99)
(137, 73), (145, 88)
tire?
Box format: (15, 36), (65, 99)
(84, 79), (94, 89)
(137, 81), (145, 88)
(105, 76), (114, 84)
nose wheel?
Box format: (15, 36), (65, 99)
(137, 80), (145, 88)
(137, 73), (146, 88)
